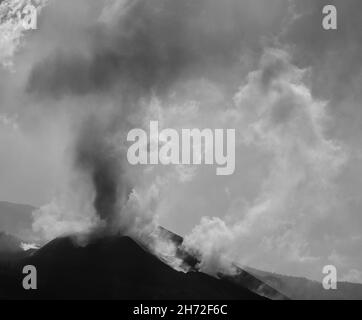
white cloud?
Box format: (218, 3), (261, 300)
(183, 48), (347, 278)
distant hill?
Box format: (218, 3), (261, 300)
(245, 267), (362, 300)
(0, 201), (36, 242)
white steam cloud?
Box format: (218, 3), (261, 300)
(183, 48), (347, 277)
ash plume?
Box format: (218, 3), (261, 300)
(25, 0), (288, 242)
(74, 115), (131, 230)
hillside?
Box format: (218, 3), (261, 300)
(0, 235), (267, 300)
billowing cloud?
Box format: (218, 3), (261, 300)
(183, 48), (347, 279)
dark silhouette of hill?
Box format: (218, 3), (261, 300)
(0, 235), (266, 300)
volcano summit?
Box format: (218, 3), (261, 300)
(0, 230), (283, 300)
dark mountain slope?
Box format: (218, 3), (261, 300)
(1, 235), (266, 300)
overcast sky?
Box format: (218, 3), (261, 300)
(1, 0), (362, 283)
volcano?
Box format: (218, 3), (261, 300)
(0, 231), (282, 300)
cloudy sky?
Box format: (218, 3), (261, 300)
(1, 0), (362, 283)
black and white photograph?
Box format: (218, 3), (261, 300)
(1, 0), (362, 307)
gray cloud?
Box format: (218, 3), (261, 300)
(26, 0), (290, 99)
